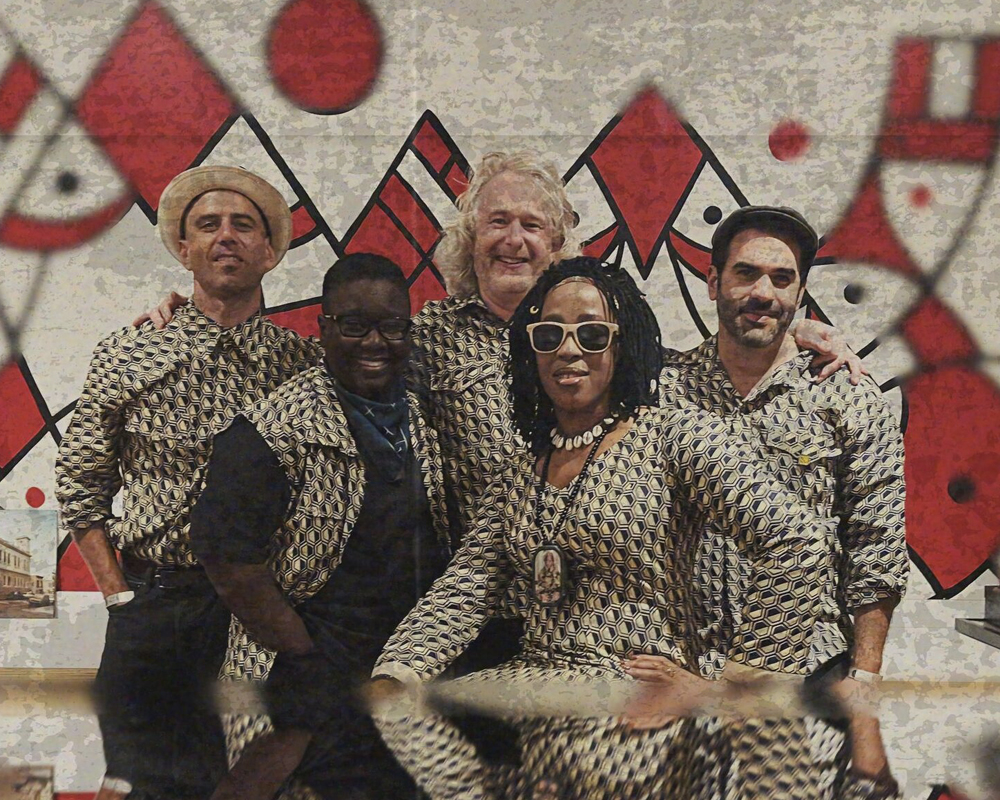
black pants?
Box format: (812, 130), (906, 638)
(94, 571), (230, 800)
(282, 601), (419, 800)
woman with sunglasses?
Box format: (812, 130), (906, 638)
(371, 257), (835, 799)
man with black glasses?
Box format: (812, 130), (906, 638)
(188, 253), (452, 800)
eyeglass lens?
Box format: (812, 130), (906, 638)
(336, 316), (410, 340)
(530, 322), (612, 353)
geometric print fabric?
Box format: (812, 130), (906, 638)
(217, 366), (452, 790)
(408, 294), (523, 544)
(661, 336), (908, 676)
(374, 404), (857, 797)
(55, 301), (321, 565)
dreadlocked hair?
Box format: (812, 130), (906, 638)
(508, 257), (662, 454)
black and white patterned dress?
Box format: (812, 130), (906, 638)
(374, 402), (840, 799)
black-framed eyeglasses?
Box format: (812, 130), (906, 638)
(320, 314), (412, 341)
(525, 321), (619, 353)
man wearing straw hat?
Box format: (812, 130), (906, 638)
(56, 166), (320, 800)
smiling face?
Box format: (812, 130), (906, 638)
(178, 190), (277, 299)
(319, 277), (411, 402)
(472, 171), (560, 313)
(536, 279), (617, 431)
(709, 227), (805, 350)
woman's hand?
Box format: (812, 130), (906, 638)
(619, 654), (712, 730)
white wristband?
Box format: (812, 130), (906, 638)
(101, 776), (133, 793)
(104, 590), (135, 609)
(847, 667), (882, 684)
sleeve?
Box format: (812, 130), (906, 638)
(188, 415), (291, 565)
(373, 469), (516, 686)
(55, 337), (126, 531)
(835, 380), (908, 608)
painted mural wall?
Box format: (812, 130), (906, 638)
(0, 1), (998, 797)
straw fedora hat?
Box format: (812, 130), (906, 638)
(157, 166), (293, 265)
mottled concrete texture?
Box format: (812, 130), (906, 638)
(1, 1), (998, 796)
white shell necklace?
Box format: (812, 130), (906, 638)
(550, 417), (617, 451)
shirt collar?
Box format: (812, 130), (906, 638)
(693, 334), (813, 399)
(450, 292), (510, 328)
(173, 301), (271, 362)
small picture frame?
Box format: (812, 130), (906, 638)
(0, 510), (58, 619)
(533, 545), (566, 606)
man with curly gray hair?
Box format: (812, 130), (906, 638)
(406, 152), (583, 699)
(410, 151), (582, 550)
(433, 151), (581, 310)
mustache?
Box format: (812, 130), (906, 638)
(739, 299), (778, 315)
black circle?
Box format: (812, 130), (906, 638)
(56, 172), (79, 194)
(947, 475), (975, 504)
(703, 205), (723, 225)
(843, 283), (865, 304)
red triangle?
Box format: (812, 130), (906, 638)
(0, 56), (42, 135)
(57, 539), (99, 592)
(408, 266), (447, 313)
(583, 225), (618, 260)
(380, 174), (441, 253)
(0, 361), (45, 470)
(412, 118), (453, 173)
(820, 172), (921, 279)
(589, 87), (704, 272)
(345, 204), (423, 276)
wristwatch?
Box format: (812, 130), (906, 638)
(846, 667), (883, 684)
(104, 590), (135, 609)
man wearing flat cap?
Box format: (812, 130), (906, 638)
(631, 206), (908, 797)
(56, 167), (320, 800)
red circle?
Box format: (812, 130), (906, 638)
(25, 487), (45, 507)
(768, 119), (811, 161)
(910, 184), (933, 208)
(268, 0), (383, 114)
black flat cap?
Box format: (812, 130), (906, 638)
(711, 205), (819, 272)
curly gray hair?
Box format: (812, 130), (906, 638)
(434, 151), (581, 297)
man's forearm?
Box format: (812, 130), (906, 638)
(851, 596), (898, 673)
(71, 524), (129, 598)
(201, 560), (313, 655)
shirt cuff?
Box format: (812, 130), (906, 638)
(846, 586), (904, 610)
(371, 661), (423, 690)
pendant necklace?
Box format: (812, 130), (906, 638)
(532, 425), (610, 606)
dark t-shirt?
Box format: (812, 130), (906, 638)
(191, 414), (448, 666)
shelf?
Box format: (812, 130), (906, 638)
(956, 618), (1000, 649)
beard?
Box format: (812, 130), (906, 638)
(716, 295), (796, 349)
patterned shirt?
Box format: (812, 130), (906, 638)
(660, 336), (908, 675)
(55, 302), (321, 566)
(409, 293), (521, 544)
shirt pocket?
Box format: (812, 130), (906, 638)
(427, 358), (501, 395)
(427, 361), (518, 466)
(121, 410), (207, 513)
(758, 428), (841, 511)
